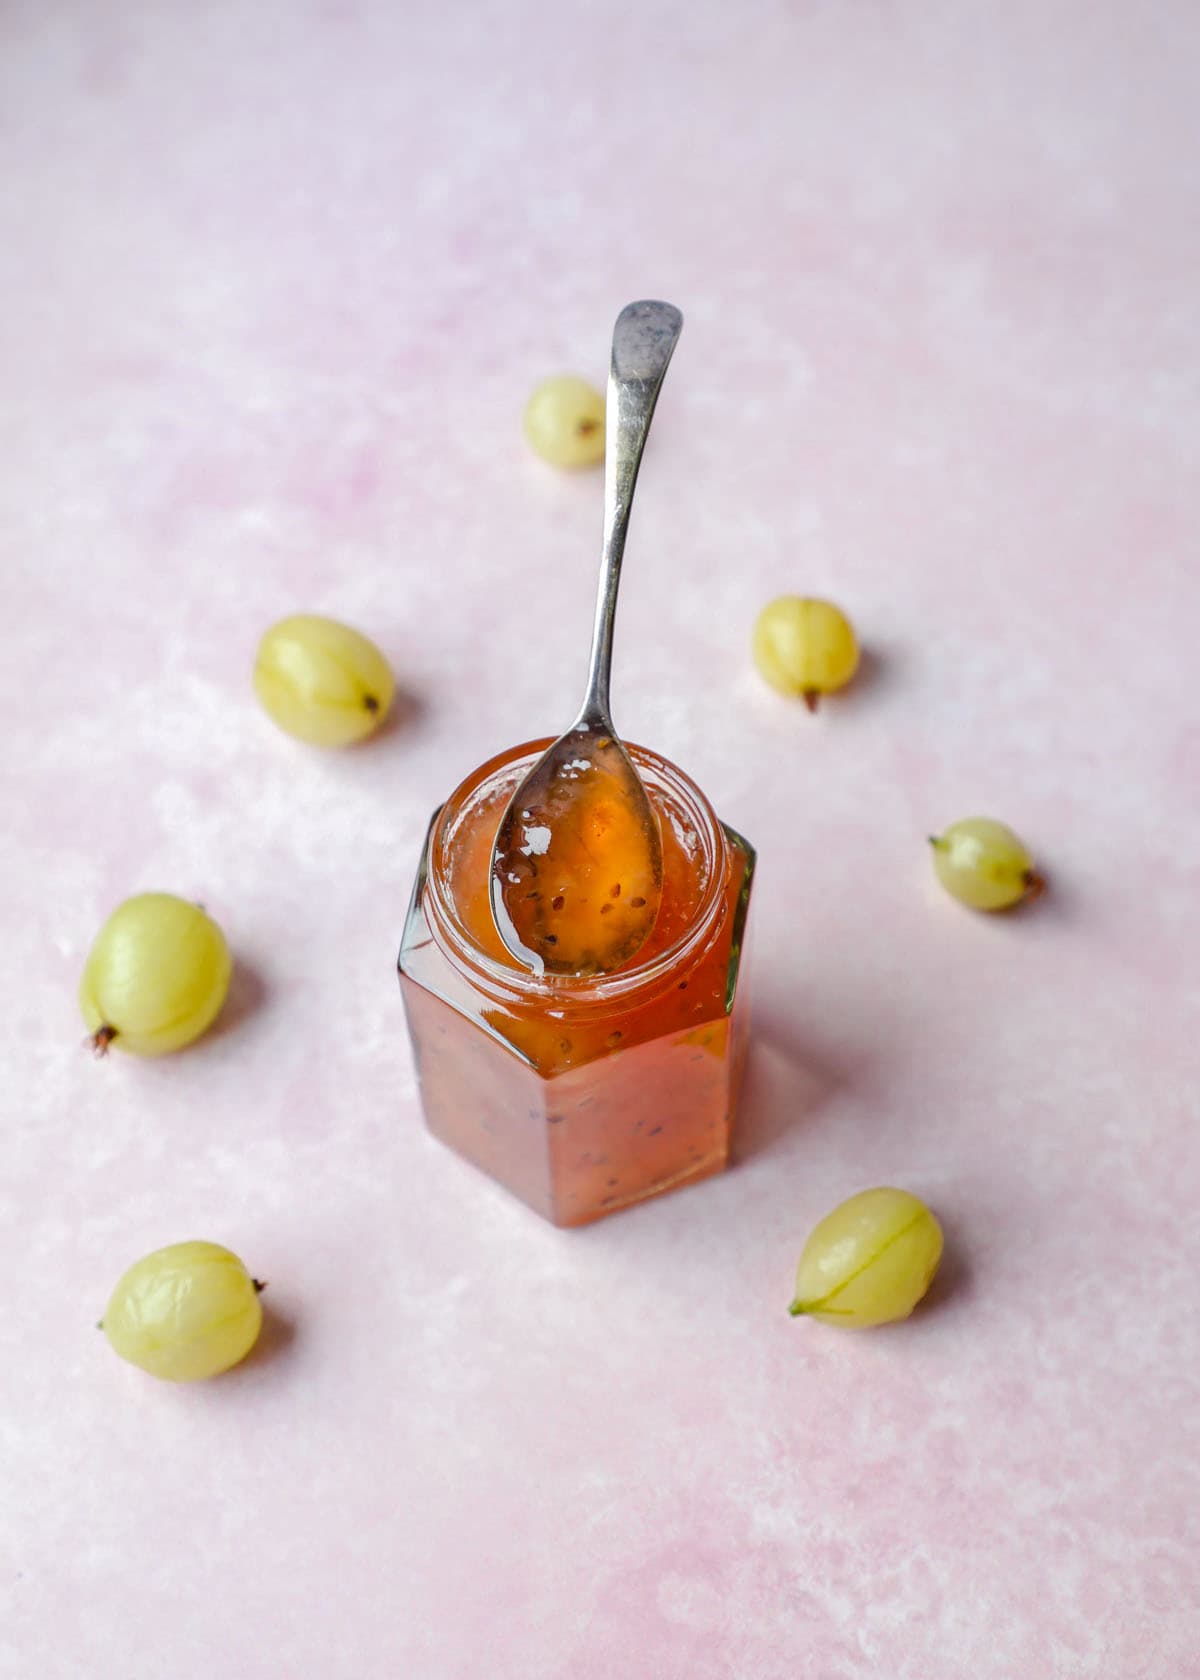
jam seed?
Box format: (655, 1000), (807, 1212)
(629, 896), (646, 908)
(551, 894), (565, 910)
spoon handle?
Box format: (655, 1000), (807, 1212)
(577, 299), (684, 728)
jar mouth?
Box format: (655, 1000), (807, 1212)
(425, 738), (729, 1012)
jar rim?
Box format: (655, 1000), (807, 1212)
(423, 738), (730, 1013)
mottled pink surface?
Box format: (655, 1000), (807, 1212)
(3, 2), (1199, 1675)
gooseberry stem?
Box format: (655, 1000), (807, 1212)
(89, 1025), (117, 1058)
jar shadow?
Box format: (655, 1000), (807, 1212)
(731, 1021), (855, 1163)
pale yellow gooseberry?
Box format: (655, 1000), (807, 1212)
(254, 614), (394, 747)
(80, 893), (231, 1057)
(930, 817), (1043, 911)
(524, 375), (606, 468)
(752, 596), (860, 710)
(101, 1241), (264, 1381)
(789, 1187), (943, 1328)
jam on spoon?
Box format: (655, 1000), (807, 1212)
(490, 300), (684, 977)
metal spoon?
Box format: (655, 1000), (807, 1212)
(490, 299), (684, 977)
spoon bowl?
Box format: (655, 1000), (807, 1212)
(491, 300), (683, 977)
(490, 726), (662, 977)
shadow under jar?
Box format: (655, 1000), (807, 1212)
(398, 739), (755, 1227)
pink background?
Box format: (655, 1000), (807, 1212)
(3, 2), (1199, 1676)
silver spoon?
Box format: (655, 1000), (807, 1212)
(490, 299), (684, 977)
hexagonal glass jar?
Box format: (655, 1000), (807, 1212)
(398, 739), (754, 1227)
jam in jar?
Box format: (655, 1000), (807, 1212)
(398, 739), (754, 1226)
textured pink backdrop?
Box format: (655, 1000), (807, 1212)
(3, 2), (1199, 1676)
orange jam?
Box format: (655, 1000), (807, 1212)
(398, 739), (755, 1227)
(490, 732), (664, 975)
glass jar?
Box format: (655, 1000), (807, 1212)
(398, 739), (755, 1227)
